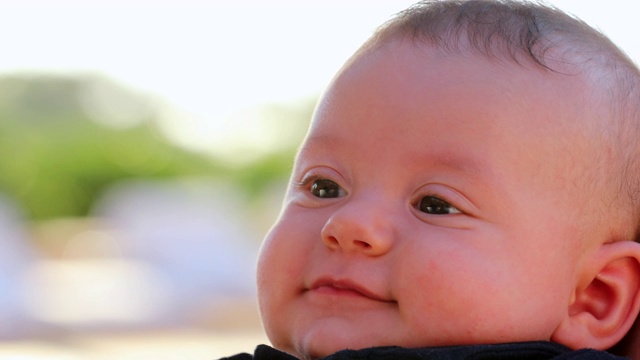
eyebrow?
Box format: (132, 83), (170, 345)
(300, 134), (494, 181)
(424, 151), (490, 178)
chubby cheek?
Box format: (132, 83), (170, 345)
(397, 238), (568, 345)
(257, 207), (325, 352)
(396, 245), (499, 343)
(257, 224), (298, 348)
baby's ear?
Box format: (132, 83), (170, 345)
(552, 241), (640, 350)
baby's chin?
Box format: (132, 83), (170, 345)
(288, 325), (403, 360)
(296, 335), (371, 360)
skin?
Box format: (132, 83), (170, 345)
(257, 38), (614, 360)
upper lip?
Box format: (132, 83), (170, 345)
(309, 277), (393, 303)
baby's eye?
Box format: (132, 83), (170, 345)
(418, 196), (461, 215)
(310, 179), (345, 198)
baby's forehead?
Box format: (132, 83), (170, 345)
(320, 44), (588, 143)
(328, 37), (597, 131)
(363, 34), (582, 83)
(306, 36), (615, 185)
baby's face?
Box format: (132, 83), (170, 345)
(258, 39), (602, 359)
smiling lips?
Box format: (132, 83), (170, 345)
(309, 278), (394, 303)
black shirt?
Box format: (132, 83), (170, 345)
(220, 342), (628, 360)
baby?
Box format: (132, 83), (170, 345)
(224, 0), (640, 359)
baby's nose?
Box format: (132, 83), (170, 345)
(320, 198), (396, 256)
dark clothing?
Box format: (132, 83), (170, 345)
(220, 342), (628, 360)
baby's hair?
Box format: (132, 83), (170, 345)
(373, 0), (618, 70)
(363, 0), (640, 243)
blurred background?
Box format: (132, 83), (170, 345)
(0, 1), (636, 359)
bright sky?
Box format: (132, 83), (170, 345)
(0, 1), (637, 160)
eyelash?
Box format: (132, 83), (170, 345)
(295, 174), (347, 199)
(295, 173), (464, 216)
(415, 195), (462, 215)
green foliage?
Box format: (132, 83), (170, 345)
(234, 150), (295, 197)
(0, 74), (308, 221)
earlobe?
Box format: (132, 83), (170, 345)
(551, 241), (640, 350)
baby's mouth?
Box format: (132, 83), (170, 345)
(309, 278), (394, 303)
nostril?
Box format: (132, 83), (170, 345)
(325, 235), (340, 248)
(354, 240), (372, 249)
(323, 235), (373, 251)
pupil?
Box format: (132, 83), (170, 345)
(420, 196), (451, 214)
(312, 180), (340, 198)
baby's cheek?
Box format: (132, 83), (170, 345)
(256, 237), (297, 354)
(399, 250), (510, 334)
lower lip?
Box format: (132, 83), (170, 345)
(312, 285), (371, 299)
